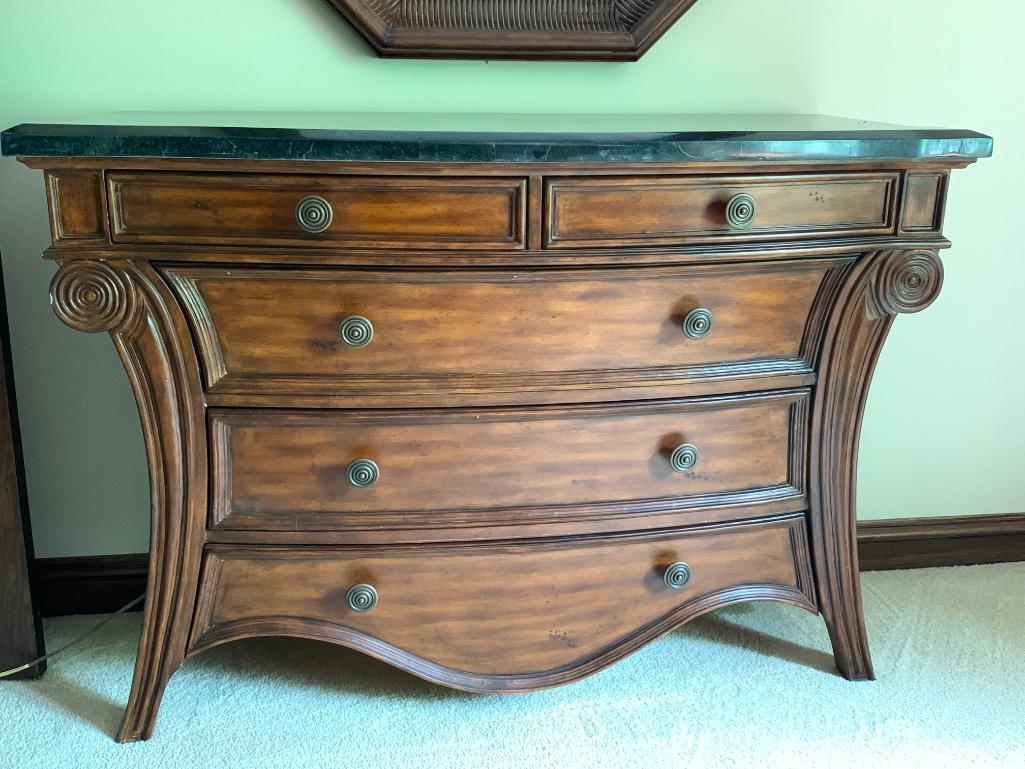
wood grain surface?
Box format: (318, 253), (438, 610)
(210, 390), (808, 534)
(165, 259), (847, 402)
(545, 172), (898, 247)
(191, 514), (816, 688)
(24, 150), (979, 740)
(109, 172), (527, 250)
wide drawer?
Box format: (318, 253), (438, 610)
(108, 172), (527, 249)
(209, 390), (808, 534)
(189, 515), (816, 689)
(544, 172), (898, 248)
(166, 258), (848, 403)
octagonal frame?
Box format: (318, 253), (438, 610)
(323, 0), (703, 60)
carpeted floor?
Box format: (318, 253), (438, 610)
(1, 563), (1023, 769)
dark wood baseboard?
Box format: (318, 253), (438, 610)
(33, 554), (148, 618)
(31, 512), (1025, 616)
(857, 513), (1025, 571)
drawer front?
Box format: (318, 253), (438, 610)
(166, 258), (848, 400)
(190, 516), (816, 688)
(109, 172), (527, 249)
(545, 173), (898, 248)
(209, 390), (808, 533)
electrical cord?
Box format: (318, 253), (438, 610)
(0, 593), (146, 679)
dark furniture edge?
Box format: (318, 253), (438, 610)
(0, 254), (46, 677)
(31, 513), (1025, 617)
(0, 124), (994, 164)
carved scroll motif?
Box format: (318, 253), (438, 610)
(49, 260), (137, 333)
(870, 249), (944, 317)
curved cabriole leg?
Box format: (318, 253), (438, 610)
(50, 260), (207, 742)
(809, 249), (943, 681)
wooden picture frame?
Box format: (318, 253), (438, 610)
(323, 0), (702, 60)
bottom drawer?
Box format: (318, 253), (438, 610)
(190, 515), (817, 691)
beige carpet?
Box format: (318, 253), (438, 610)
(2, 563), (1023, 768)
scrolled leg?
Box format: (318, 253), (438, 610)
(809, 249), (943, 682)
(50, 259), (207, 741)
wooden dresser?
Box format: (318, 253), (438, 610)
(0, 115), (991, 741)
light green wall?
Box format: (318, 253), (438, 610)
(0, 0), (1022, 557)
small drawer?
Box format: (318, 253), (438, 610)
(190, 515), (816, 688)
(108, 172), (527, 249)
(208, 389), (808, 534)
(544, 172), (898, 248)
(165, 258), (849, 403)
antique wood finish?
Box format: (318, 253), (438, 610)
(808, 248), (944, 680)
(544, 172), (899, 248)
(6, 119), (987, 740)
(45, 171), (108, 244)
(321, 0), (702, 61)
(47, 260), (208, 741)
(109, 173), (527, 250)
(190, 514), (816, 688)
(900, 173), (947, 233)
(209, 390), (808, 534)
(165, 259), (847, 404)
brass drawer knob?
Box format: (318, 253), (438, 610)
(725, 193), (756, 229)
(295, 195), (333, 233)
(339, 315), (374, 348)
(346, 583), (378, 612)
(347, 459), (379, 488)
(663, 561), (692, 590)
(682, 308), (713, 339)
(669, 443), (698, 472)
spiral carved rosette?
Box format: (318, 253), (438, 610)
(872, 250), (944, 316)
(50, 261), (137, 333)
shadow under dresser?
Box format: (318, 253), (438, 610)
(0, 114), (992, 741)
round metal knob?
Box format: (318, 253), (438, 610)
(725, 193), (756, 229)
(669, 443), (698, 472)
(339, 315), (373, 348)
(663, 562), (692, 590)
(682, 308), (713, 339)
(347, 459), (379, 488)
(346, 583), (378, 612)
(295, 195), (333, 233)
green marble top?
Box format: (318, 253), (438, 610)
(0, 113), (993, 164)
